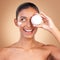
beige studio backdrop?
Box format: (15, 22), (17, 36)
(0, 0), (60, 47)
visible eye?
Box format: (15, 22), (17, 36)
(20, 18), (26, 22)
(18, 16), (27, 22)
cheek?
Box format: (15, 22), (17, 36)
(18, 24), (25, 32)
(18, 22), (26, 28)
(20, 22), (27, 27)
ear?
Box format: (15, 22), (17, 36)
(14, 18), (18, 27)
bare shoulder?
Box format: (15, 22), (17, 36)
(33, 41), (51, 53)
(0, 48), (11, 55)
(34, 41), (60, 53)
(35, 41), (60, 51)
(41, 44), (60, 54)
(44, 44), (60, 51)
(44, 45), (60, 60)
(0, 47), (17, 60)
(36, 42), (60, 60)
(0, 48), (10, 60)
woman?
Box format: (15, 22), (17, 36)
(0, 2), (60, 60)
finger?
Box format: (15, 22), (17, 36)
(40, 12), (49, 20)
(40, 11), (47, 18)
(40, 12), (51, 23)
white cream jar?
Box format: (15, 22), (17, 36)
(31, 13), (43, 25)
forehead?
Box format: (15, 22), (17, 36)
(18, 7), (38, 18)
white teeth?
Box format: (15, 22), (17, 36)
(24, 29), (32, 32)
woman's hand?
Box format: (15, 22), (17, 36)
(35, 12), (56, 32)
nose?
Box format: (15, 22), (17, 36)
(26, 20), (32, 27)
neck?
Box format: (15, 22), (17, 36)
(18, 37), (35, 50)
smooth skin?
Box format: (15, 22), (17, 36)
(0, 7), (60, 60)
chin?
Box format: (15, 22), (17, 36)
(23, 35), (34, 39)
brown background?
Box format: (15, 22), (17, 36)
(0, 0), (60, 47)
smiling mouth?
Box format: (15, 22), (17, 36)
(23, 29), (34, 33)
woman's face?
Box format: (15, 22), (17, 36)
(16, 7), (38, 38)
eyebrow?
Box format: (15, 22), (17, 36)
(18, 15), (32, 20)
(20, 16), (27, 18)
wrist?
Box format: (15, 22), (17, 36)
(49, 26), (60, 42)
(49, 25), (59, 35)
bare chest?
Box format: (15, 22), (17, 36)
(6, 48), (50, 60)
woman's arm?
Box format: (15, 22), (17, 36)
(35, 12), (60, 43)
